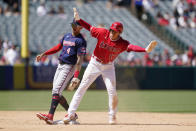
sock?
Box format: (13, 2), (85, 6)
(47, 113), (54, 120)
(49, 94), (60, 115)
(59, 95), (69, 111)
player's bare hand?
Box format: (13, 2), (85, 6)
(73, 7), (80, 21)
(36, 53), (45, 62)
(145, 40), (157, 53)
(67, 77), (80, 91)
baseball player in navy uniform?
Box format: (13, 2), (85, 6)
(36, 20), (87, 125)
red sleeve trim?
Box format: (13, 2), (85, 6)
(74, 70), (80, 78)
(44, 43), (63, 55)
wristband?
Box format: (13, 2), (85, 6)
(74, 70), (80, 78)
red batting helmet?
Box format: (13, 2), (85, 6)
(110, 22), (123, 33)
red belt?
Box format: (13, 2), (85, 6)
(92, 55), (109, 64)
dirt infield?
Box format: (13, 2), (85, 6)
(0, 111), (196, 131)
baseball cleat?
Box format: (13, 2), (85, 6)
(63, 113), (78, 124)
(109, 115), (116, 125)
(36, 113), (53, 125)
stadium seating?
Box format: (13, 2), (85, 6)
(0, 1), (174, 60)
(151, 0), (196, 51)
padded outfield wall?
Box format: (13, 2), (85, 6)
(0, 65), (196, 90)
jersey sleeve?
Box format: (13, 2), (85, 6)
(44, 43), (63, 55)
(127, 43), (146, 52)
(78, 19), (91, 31)
(76, 39), (87, 56)
(90, 27), (107, 39)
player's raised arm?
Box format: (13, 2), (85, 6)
(36, 43), (63, 62)
(73, 8), (91, 31)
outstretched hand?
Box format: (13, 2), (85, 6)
(145, 40), (157, 53)
(73, 7), (80, 21)
(36, 53), (46, 62)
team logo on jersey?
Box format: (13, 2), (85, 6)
(63, 40), (75, 46)
(99, 41), (121, 52)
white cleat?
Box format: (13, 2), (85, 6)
(63, 113), (78, 124)
(109, 115), (117, 125)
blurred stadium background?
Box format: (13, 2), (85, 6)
(0, 0), (196, 112)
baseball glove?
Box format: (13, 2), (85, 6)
(67, 77), (80, 91)
(145, 40), (157, 53)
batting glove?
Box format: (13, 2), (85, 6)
(73, 7), (80, 21)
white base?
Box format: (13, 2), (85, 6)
(53, 120), (80, 125)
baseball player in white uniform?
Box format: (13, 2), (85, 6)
(63, 8), (157, 124)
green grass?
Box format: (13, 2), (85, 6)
(0, 90), (196, 113)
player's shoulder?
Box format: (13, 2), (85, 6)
(76, 34), (87, 45)
(62, 33), (71, 39)
(91, 26), (108, 33)
(77, 34), (86, 42)
(120, 37), (130, 45)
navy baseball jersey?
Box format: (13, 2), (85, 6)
(58, 33), (87, 65)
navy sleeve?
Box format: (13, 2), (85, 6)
(76, 39), (87, 56)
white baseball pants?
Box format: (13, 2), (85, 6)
(68, 57), (118, 117)
(52, 64), (75, 96)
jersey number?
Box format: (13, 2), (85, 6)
(67, 48), (71, 54)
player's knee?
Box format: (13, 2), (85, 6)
(52, 89), (62, 96)
(107, 88), (117, 97)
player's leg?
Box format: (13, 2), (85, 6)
(54, 65), (70, 111)
(36, 65), (62, 124)
(64, 60), (101, 123)
(55, 64), (76, 111)
(36, 65), (63, 124)
(102, 63), (118, 124)
(59, 95), (69, 111)
(51, 64), (75, 114)
(37, 64), (74, 124)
